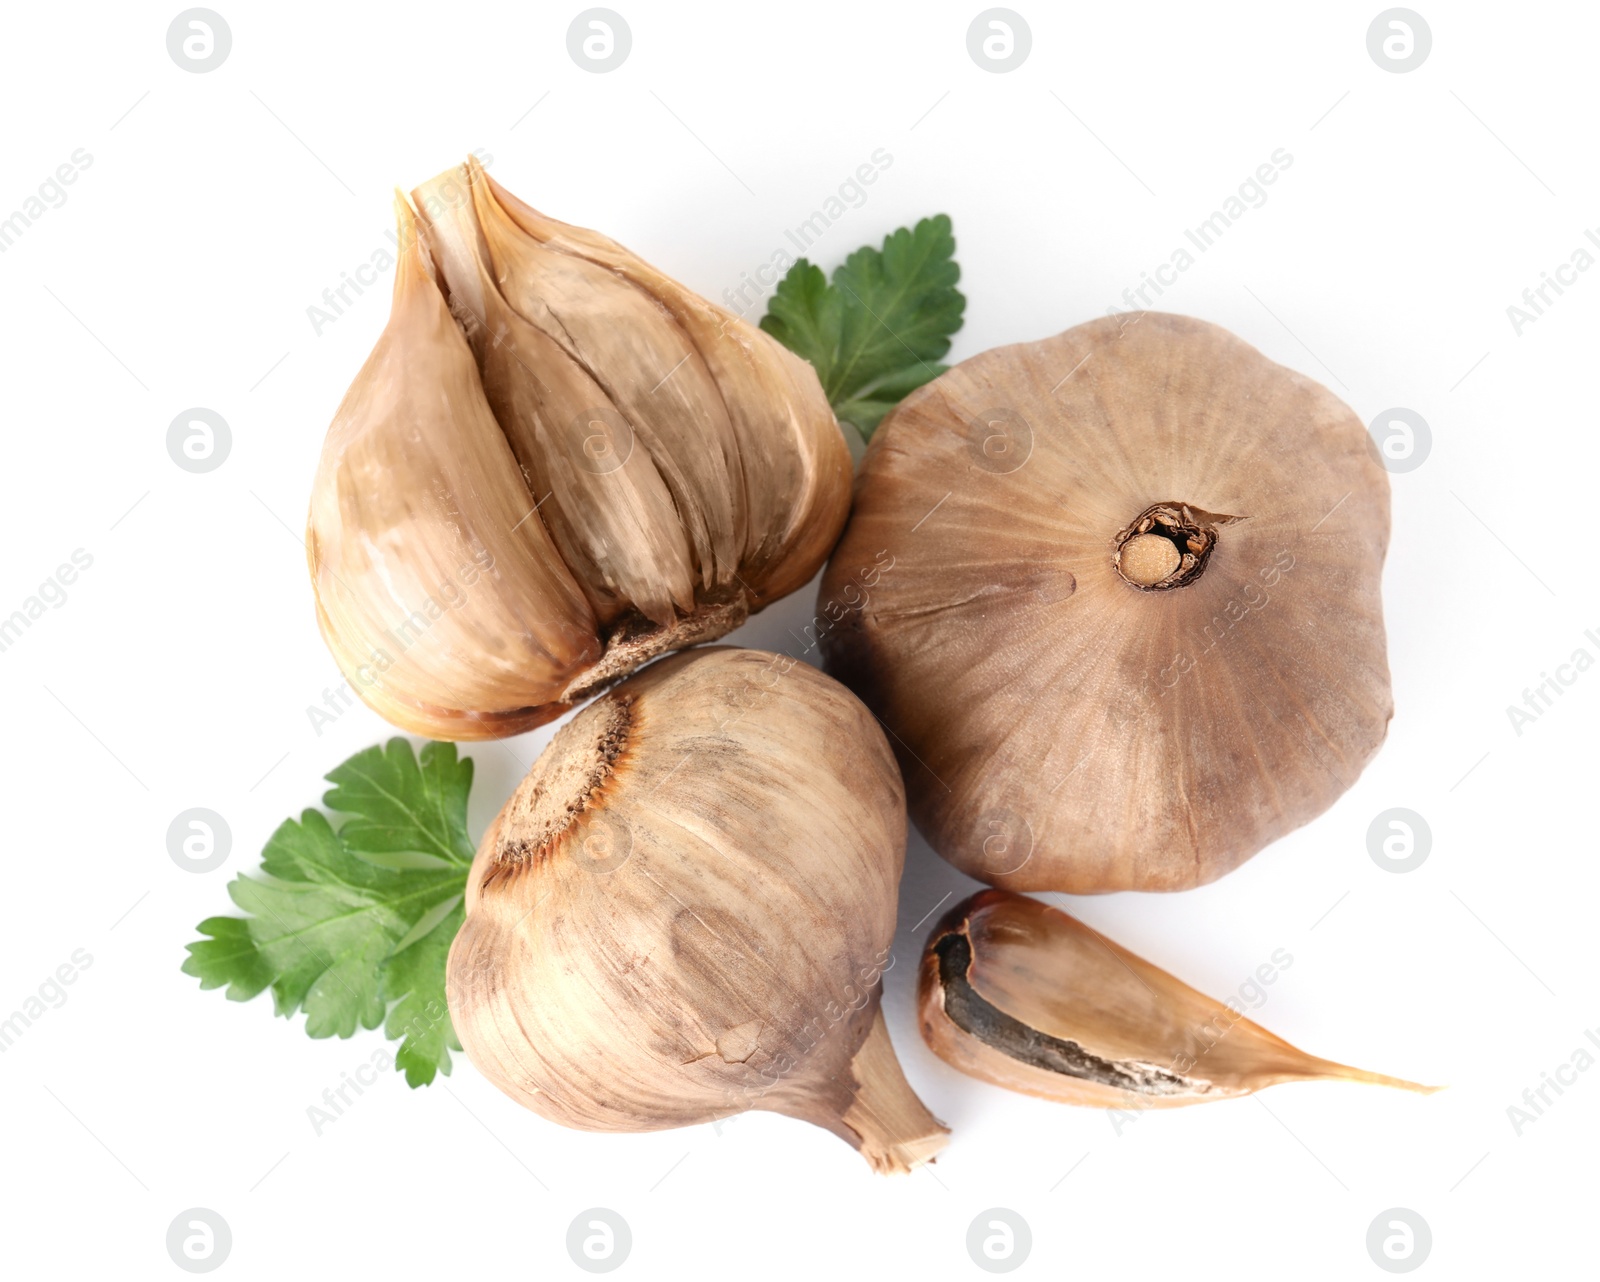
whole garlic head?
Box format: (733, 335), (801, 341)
(308, 162), (850, 739)
(821, 313), (1393, 893)
(446, 647), (948, 1173)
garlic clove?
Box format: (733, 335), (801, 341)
(414, 161), (721, 628)
(448, 647), (948, 1171)
(307, 195), (601, 739)
(483, 169), (851, 608)
(919, 890), (1439, 1107)
(822, 313), (1392, 891)
(474, 166), (745, 600)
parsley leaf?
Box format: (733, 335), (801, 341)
(383, 897), (465, 1087)
(182, 739), (475, 1086)
(760, 214), (965, 439)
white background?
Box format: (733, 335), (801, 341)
(1, 1), (1595, 1277)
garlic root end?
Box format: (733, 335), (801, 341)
(559, 597), (750, 705)
(838, 1009), (949, 1174)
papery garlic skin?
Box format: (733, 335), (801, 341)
(821, 313), (1393, 893)
(308, 164), (850, 740)
(308, 197), (601, 739)
(446, 648), (948, 1172)
(480, 169), (845, 611)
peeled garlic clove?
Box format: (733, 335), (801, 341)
(447, 647), (948, 1173)
(821, 313), (1392, 891)
(309, 165), (850, 739)
(307, 196), (601, 739)
(920, 890), (1437, 1107)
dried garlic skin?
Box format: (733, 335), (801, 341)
(446, 648), (948, 1173)
(821, 313), (1393, 892)
(308, 163), (850, 740)
(919, 891), (1436, 1107)
(308, 197), (601, 738)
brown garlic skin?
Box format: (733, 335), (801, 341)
(446, 647), (948, 1172)
(308, 162), (850, 741)
(920, 890), (1436, 1107)
(821, 313), (1393, 892)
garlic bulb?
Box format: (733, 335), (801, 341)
(921, 891), (1436, 1107)
(446, 647), (948, 1172)
(821, 313), (1392, 892)
(308, 162), (850, 739)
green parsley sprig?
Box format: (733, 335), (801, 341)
(182, 740), (474, 1087)
(760, 215), (965, 439)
